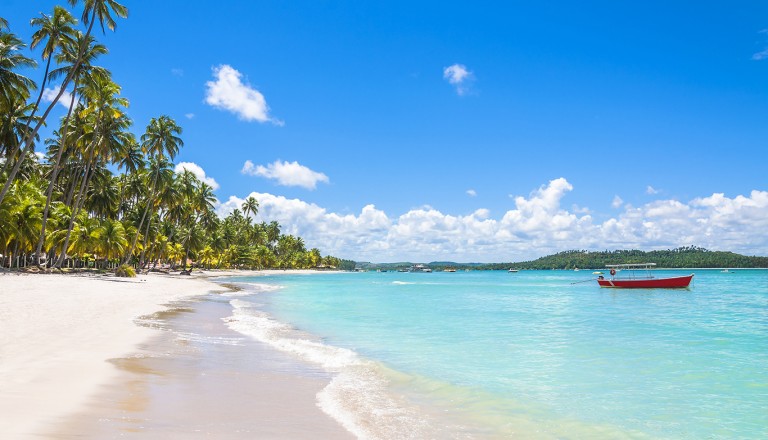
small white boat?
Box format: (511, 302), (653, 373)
(508, 268), (519, 273)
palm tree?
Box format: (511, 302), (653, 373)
(123, 116), (182, 265)
(1, 96), (38, 165)
(0, 30), (37, 171)
(54, 74), (131, 268)
(0, 29), (37, 109)
(96, 217), (126, 268)
(0, 0), (127, 206)
(27, 6), (78, 129)
(36, 33), (108, 263)
(242, 196), (259, 223)
(66, 214), (100, 267)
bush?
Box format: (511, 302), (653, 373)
(115, 264), (136, 278)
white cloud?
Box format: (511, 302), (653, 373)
(42, 85), (74, 109)
(174, 162), (220, 190)
(214, 180), (768, 262)
(466, 189), (477, 197)
(752, 49), (768, 60)
(646, 185), (659, 195)
(205, 64), (283, 125)
(171, 68), (184, 76)
(443, 63), (474, 96)
(753, 29), (768, 60)
(612, 195), (624, 208)
(35, 152), (46, 163)
(184, 113), (195, 119)
(241, 159), (329, 190)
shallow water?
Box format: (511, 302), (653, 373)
(220, 269), (768, 439)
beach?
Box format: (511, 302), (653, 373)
(0, 270), (352, 439)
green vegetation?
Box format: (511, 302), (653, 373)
(115, 263), (135, 277)
(493, 247), (768, 270)
(0, 3), (345, 272)
(358, 247), (768, 271)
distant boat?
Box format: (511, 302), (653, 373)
(597, 263), (693, 288)
(720, 269), (733, 273)
(508, 268), (519, 273)
(410, 264), (432, 273)
(445, 268), (457, 272)
(574, 267), (580, 272)
(592, 271), (603, 275)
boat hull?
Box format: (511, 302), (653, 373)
(597, 274), (693, 288)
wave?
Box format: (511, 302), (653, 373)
(223, 299), (451, 439)
(220, 282), (283, 297)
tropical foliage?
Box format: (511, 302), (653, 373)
(0, 4), (344, 271)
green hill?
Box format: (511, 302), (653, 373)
(487, 247), (768, 270)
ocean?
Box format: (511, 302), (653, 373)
(217, 269), (768, 439)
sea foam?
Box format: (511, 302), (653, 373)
(224, 299), (445, 440)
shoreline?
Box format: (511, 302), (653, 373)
(0, 269), (347, 439)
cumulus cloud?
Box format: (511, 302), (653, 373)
(612, 195), (624, 208)
(443, 63), (474, 95)
(241, 159), (329, 190)
(174, 162), (220, 190)
(214, 180), (768, 262)
(184, 113), (195, 119)
(205, 64), (282, 125)
(42, 85), (74, 109)
(646, 185), (659, 195)
(466, 189), (477, 197)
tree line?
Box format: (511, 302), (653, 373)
(481, 247), (768, 270)
(0, 2), (348, 273)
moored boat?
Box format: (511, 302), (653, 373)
(597, 263), (693, 288)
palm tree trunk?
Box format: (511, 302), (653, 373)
(55, 154), (94, 268)
(122, 171), (158, 265)
(36, 85), (78, 265)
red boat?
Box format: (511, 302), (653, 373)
(597, 263), (694, 288)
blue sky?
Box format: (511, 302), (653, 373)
(6, 1), (768, 262)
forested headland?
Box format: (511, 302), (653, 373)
(468, 247), (768, 270)
(360, 247), (768, 271)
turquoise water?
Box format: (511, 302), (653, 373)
(220, 270), (768, 439)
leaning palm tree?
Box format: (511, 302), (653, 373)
(0, 29), (37, 109)
(27, 6), (78, 131)
(36, 34), (109, 264)
(54, 74), (131, 268)
(0, 31), (37, 170)
(0, 0), (127, 206)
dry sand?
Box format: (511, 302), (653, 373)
(0, 269), (351, 439)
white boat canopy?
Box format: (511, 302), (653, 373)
(605, 263), (657, 269)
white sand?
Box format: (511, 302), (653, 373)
(0, 272), (216, 438)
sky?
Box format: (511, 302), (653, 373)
(5, 1), (768, 262)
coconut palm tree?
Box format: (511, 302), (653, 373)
(27, 6), (77, 127)
(0, 29), (36, 109)
(96, 217), (126, 268)
(36, 33), (109, 263)
(54, 74), (131, 268)
(0, 0), (127, 206)
(66, 214), (100, 267)
(123, 116), (182, 265)
(0, 30), (37, 172)
(242, 196), (259, 223)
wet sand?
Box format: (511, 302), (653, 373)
(0, 271), (353, 439)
